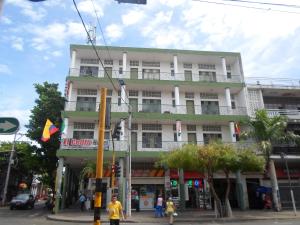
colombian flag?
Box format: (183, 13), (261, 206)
(41, 119), (59, 142)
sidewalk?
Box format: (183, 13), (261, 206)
(47, 208), (300, 223)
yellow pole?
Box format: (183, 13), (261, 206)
(94, 88), (106, 225)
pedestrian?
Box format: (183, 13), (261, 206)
(135, 194), (140, 212)
(166, 197), (176, 225)
(79, 192), (86, 211)
(155, 194), (164, 217)
(107, 194), (125, 225)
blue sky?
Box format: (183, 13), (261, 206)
(1, 0), (300, 141)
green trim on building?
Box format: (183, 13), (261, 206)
(57, 149), (163, 158)
(66, 76), (245, 89)
(62, 110), (248, 122)
(70, 44), (240, 57)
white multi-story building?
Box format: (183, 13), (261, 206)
(247, 81), (300, 209)
(56, 45), (251, 212)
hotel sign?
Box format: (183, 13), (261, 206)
(61, 138), (109, 150)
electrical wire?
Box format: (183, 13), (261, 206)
(193, 0), (300, 14)
(221, 0), (300, 9)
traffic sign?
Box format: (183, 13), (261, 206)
(0, 117), (20, 134)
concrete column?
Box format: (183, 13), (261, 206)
(229, 121), (236, 143)
(221, 57), (227, 80)
(54, 157), (64, 214)
(174, 85), (180, 113)
(70, 50), (77, 73)
(118, 157), (125, 206)
(61, 166), (69, 209)
(173, 55), (178, 75)
(179, 169), (185, 211)
(123, 52), (127, 76)
(61, 117), (68, 139)
(236, 171), (248, 210)
(67, 82), (73, 111)
(120, 120), (125, 141)
(225, 88), (232, 115)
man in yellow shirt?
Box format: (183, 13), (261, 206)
(107, 194), (125, 225)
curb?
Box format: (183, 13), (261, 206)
(47, 215), (300, 224)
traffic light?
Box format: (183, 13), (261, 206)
(112, 121), (122, 140)
(111, 164), (115, 174)
(115, 162), (121, 177)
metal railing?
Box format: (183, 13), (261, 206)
(68, 68), (243, 83)
(64, 101), (248, 116)
(246, 77), (300, 88)
(60, 138), (255, 151)
(266, 109), (300, 118)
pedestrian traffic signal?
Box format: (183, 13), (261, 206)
(115, 162), (121, 177)
(112, 121), (122, 140)
(111, 164), (115, 173)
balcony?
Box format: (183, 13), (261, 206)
(272, 143), (300, 155)
(64, 101), (248, 116)
(69, 68), (243, 83)
(60, 138), (254, 151)
(266, 109), (300, 119)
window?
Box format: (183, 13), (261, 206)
(119, 60), (123, 66)
(201, 101), (220, 114)
(107, 89), (113, 96)
(142, 124), (162, 130)
(227, 65), (232, 79)
(231, 94), (236, 109)
(142, 61), (160, 67)
(131, 123), (138, 130)
(185, 92), (194, 99)
(142, 99), (161, 113)
(142, 133), (162, 148)
(77, 89), (97, 96)
(172, 100), (176, 107)
(200, 93), (218, 100)
(73, 131), (94, 139)
(81, 58), (99, 64)
(74, 122), (95, 129)
(104, 59), (113, 65)
(171, 69), (175, 76)
(76, 97), (96, 111)
(183, 63), (192, 69)
(142, 91), (161, 97)
(79, 66), (98, 77)
(187, 125), (196, 131)
(198, 64), (216, 70)
(203, 133), (222, 144)
(174, 133), (177, 142)
(129, 90), (139, 96)
(119, 67), (123, 74)
(170, 62), (174, 68)
(142, 69), (160, 80)
(203, 125), (221, 132)
(130, 60), (139, 66)
(199, 71), (216, 82)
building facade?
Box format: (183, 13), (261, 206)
(56, 44), (253, 212)
(247, 82), (300, 209)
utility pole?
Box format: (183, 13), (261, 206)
(2, 132), (18, 206)
(126, 109), (132, 217)
(94, 88), (106, 225)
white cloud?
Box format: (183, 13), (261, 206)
(122, 10), (145, 26)
(0, 64), (12, 75)
(29, 22), (86, 50)
(105, 24), (123, 41)
(6, 0), (47, 21)
(77, 0), (110, 17)
(142, 11), (173, 36)
(11, 37), (24, 51)
(1, 16), (12, 25)
(51, 51), (63, 57)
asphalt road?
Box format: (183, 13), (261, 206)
(0, 203), (299, 225)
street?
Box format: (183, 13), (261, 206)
(0, 202), (299, 225)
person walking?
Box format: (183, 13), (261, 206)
(79, 192), (86, 211)
(155, 194), (164, 217)
(166, 197), (176, 225)
(107, 194), (125, 225)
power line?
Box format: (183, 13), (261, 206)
(222, 0), (300, 9)
(193, 0), (300, 14)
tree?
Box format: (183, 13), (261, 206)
(26, 82), (65, 192)
(158, 142), (264, 218)
(241, 109), (300, 211)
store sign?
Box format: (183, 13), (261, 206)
(171, 180), (178, 187)
(61, 138), (110, 150)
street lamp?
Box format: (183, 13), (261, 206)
(280, 152), (297, 215)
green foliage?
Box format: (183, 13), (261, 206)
(26, 82), (65, 190)
(80, 161), (96, 180)
(238, 149), (265, 172)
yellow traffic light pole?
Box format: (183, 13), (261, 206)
(94, 88), (106, 225)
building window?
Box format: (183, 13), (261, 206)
(201, 101), (220, 114)
(171, 69), (175, 76)
(73, 131), (94, 139)
(129, 90), (139, 96)
(81, 58), (99, 64)
(172, 100), (176, 107)
(174, 133), (177, 142)
(199, 71), (216, 82)
(76, 97), (96, 111)
(74, 122), (95, 129)
(231, 94), (236, 109)
(142, 124), (162, 130)
(142, 133), (162, 148)
(119, 60), (123, 66)
(142, 69), (160, 80)
(79, 66), (99, 77)
(142, 99), (161, 113)
(170, 62), (174, 68)
(119, 67), (123, 74)
(203, 133), (222, 144)
(142, 61), (160, 67)
(203, 125), (221, 132)
(131, 123), (138, 130)
(185, 92), (194, 99)
(77, 89), (97, 96)
(104, 59), (113, 65)
(183, 63), (192, 69)
(142, 91), (161, 97)
(130, 60), (139, 66)
(198, 64), (216, 70)
(200, 93), (218, 100)
(187, 125), (196, 131)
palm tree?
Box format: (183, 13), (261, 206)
(242, 109), (299, 211)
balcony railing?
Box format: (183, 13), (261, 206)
(69, 68), (243, 83)
(65, 101), (248, 116)
(60, 138), (255, 151)
(267, 109), (300, 118)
